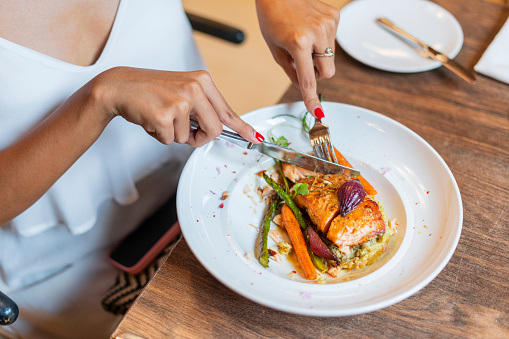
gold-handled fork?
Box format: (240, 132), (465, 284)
(309, 118), (339, 164)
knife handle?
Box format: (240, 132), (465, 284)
(189, 119), (252, 148)
(376, 17), (476, 83)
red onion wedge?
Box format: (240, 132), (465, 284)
(338, 179), (366, 217)
(308, 226), (336, 261)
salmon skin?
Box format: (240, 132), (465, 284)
(283, 163), (385, 255)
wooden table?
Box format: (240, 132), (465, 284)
(112, 0), (509, 337)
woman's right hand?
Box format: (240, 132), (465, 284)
(92, 67), (264, 147)
(0, 67), (263, 225)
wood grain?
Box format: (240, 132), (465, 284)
(113, 0), (509, 338)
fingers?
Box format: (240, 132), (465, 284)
(159, 70), (263, 148)
(312, 44), (335, 81)
(273, 49), (299, 86)
(136, 75), (220, 147)
(256, 0), (340, 120)
(178, 75), (223, 147)
(110, 68), (262, 149)
(191, 71), (264, 145)
(172, 106), (191, 144)
(312, 9), (339, 81)
(293, 49), (324, 119)
(222, 114), (265, 144)
(293, 18), (338, 118)
(186, 100), (222, 148)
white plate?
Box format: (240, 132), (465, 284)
(177, 102), (462, 316)
(337, 0), (464, 73)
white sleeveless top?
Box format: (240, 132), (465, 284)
(0, 0), (205, 288)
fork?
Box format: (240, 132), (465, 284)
(309, 118), (339, 164)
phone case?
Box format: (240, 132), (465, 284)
(108, 193), (180, 275)
(108, 222), (181, 275)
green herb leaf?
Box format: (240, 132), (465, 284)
(272, 135), (289, 147)
(292, 183), (309, 197)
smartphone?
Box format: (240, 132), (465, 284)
(108, 193), (181, 275)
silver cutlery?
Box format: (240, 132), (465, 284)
(190, 119), (360, 177)
(308, 118), (339, 164)
(376, 17), (476, 83)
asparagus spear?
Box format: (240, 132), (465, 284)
(257, 193), (279, 268)
(262, 173), (307, 230)
(262, 173), (327, 272)
(276, 160), (290, 194)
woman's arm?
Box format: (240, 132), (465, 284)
(255, 0), (340, 118)
(0, 67), (263, 225)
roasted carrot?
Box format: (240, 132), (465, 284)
(281, 204), (317, 280)
(333, 147), (377, 196)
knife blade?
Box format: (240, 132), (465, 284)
(376, 17), (476, 83)
(250, 142), (360, 177)
(190, 119), (360, 177)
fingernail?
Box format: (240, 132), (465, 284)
(255, 132), (265, 142)
(314, 107), (325, 119)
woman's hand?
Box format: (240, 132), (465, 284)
(255, 0), (340, 118)
(94, 67), (264, 147)
(0, 67), (263, 224)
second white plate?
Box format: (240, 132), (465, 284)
(337, 0), (464, 73)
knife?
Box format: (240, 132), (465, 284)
(376, 17), (476, 83)
(190, 119), (360, 177)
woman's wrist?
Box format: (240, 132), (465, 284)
(85, 70), (118, 125)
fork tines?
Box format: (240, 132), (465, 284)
(310, 120), (339, 164)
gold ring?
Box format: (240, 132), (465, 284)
(312, 47), (334, 57)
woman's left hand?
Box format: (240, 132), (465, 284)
(255, 0), (340, 119)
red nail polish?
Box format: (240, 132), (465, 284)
(255, 132), (265, 142)
(314, 107), (325, 119)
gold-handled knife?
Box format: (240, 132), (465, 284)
(376, 17), (476, 83)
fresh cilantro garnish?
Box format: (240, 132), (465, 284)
(292, 183), (309, 198)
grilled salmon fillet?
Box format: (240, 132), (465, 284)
(281, 162), (318, 182)
(283, 163), (385, 255)
(293, 175), (348, 233)
(327, 197), (385, 254)
(283, 163), (349, 233)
